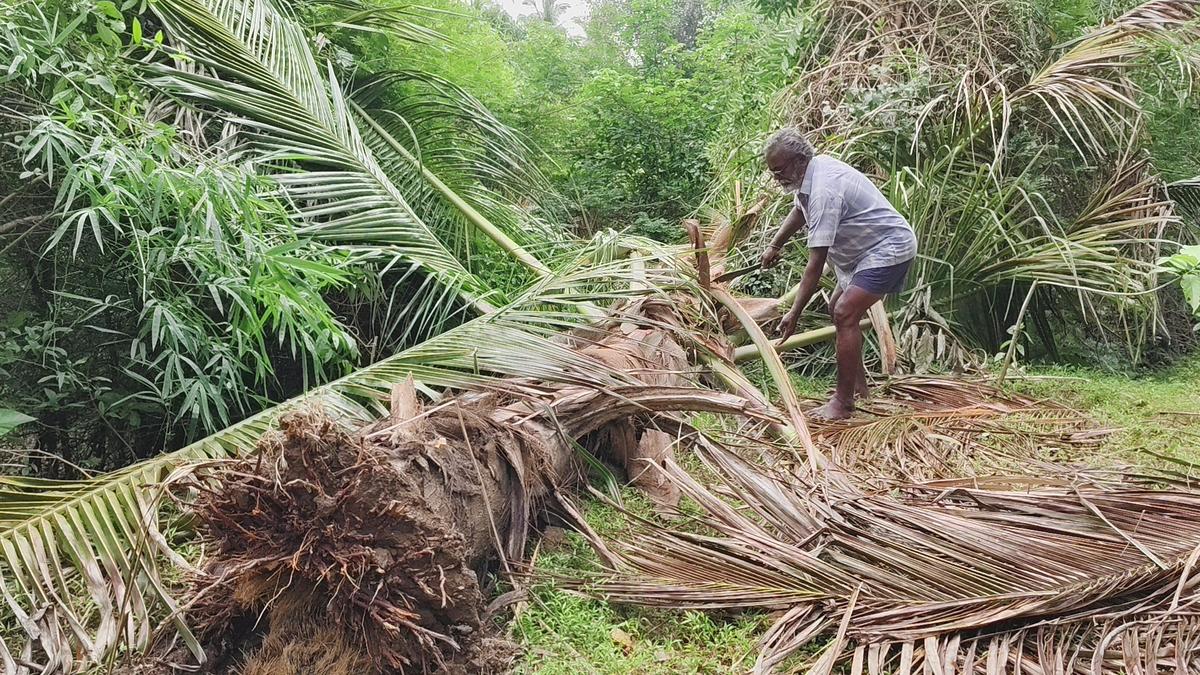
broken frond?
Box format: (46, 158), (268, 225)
(578, 430), (1200, 673)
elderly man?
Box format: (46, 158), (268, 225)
(760, 128), (917, 420)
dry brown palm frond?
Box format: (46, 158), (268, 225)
(1016, 0), (1200, 155)
(814, 408), (1108, 485)
(892, 287), (984, 374)
(1169, 176), (1200, 220)
(1065, 151), (1179, 346)
(717, 376), (1113, 484)
(573, 429), (1200, 674)
(1069, 154), (1175, 241)
(686, 375), (1115, 486)
(781, 0), (1020, 142)
(776, 0), (1200, 168)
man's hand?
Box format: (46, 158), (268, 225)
(760, 244), (782, 269)
(776, 308), (800, 343)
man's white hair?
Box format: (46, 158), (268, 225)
(765, 128), (815, 161)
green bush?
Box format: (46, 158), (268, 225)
(1160, 244), (1200, 326)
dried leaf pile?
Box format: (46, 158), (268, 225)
(813, 377), (1115, 484)
(576, 378), (1200, 674)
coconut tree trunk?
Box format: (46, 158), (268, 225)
(182, 297), (782, 674)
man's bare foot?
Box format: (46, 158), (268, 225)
(809, 397), (855, 421)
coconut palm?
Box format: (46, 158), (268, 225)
(523, 0), (568, 24)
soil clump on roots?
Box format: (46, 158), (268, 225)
(187, 402), (545, 674)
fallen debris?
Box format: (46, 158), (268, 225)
(574, 382), (1200, 674)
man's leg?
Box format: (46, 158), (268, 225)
(811, 285), (882, 420)
(827, 288), (870, 400)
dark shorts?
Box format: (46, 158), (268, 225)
(848, 259), (912, 296)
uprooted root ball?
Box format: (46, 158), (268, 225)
(188, 409), (533, 674)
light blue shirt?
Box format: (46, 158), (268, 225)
(794, 155), (917, 288)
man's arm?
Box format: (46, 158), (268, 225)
(776, 247), (828, 341)
(760, 205), (806, 269)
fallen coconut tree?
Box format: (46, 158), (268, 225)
(7, 218), (1196, 673)
(12, 202), (1189, 674)
(123, 207), (868, 672)
(166, 282), (1200, 675)
(174, 293), (791, 673)
(153, 235), (1200, 675)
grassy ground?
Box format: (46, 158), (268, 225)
(511, 493), (770, 674)
(512, 355), (1200, 673)
(1009, 356), (1200, 463)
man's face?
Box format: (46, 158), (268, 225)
(766, 146), (807, 194)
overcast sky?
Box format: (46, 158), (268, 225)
(495, 0), (590, 36)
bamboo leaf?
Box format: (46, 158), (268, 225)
(0, 410), (35, 437)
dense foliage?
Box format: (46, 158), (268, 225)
(706, 0), (1200, 368)
(0, 0), (549, 471)
(499, 0), (793, 233)
(5, 0), (1196, 473)
(1, 0), (361, 469)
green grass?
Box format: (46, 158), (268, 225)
(513, 355), (1200, 672)
(512, 497), (768, 675)
(1008, 356), (1200, 462)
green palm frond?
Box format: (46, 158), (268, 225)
(351, 69), (547, 198)
(347, 260), (475, 359)
(893, 145), (1170, 304)
(0, 464), (200, 672)
(878, 145), (1175, 359)
(351, 99), (556, 277)
(301, 0), (450, 45)
(350, 69), (555, 270)
(0, 246), (690, 666)
(146, 0), (525, 311)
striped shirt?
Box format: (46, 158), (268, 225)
(794, 155), (917, 288)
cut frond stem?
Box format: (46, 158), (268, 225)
(732, 318), (875, 364)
